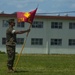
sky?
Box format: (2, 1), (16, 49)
(0, 0), (75, 16)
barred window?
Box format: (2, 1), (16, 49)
(17, 22), (25, 27)
(2, 20), (9, 27)
(32, 21), (43, 28)
(51, 39), (62, 45)
(69, 39), (75, 45)
(17, 38), (24, 45)
(51, 22), (62, 29)
(69, 22), (75, 29)
(2, 38), (6, 44)
(31, 38), (43, 45)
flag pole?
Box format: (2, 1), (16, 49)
(14, 7), (38, 70)
(14, 24), (32, 70)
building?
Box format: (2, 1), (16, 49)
(0, 13), (75, 54)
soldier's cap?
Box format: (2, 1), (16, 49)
(8, 19), (15, 24)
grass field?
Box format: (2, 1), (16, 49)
(0, 54), (75, 75)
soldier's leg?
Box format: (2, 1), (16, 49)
(6, 45), (15, 70)
(12, 46), (15, 68)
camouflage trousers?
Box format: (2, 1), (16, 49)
(6, 45), (15, 69)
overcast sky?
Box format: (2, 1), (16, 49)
(0, 0), (75, 16)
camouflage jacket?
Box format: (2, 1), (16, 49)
(6, 26), (16, 46)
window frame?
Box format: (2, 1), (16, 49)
(51, 38), (62, 46)
(17, 22), (25, 28)
(32, 21), (43, 28)
(51, 22), (62, 29)
(2, 20), (9, 27)
(31, 38), (43, 45)
(69, 22), (75, 29)
(69, 39), (75, 46)
(2, 38), (6, 44)
(17, 38), (24, 45)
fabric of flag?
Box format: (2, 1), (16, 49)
(17, 8), (37, 24)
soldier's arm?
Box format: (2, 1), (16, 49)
(12, 29), (30, 34)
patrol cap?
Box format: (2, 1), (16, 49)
(8, 19), (15, 24)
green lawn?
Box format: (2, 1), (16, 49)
(0, 54), (75, 75)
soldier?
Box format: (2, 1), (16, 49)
(6, 19), (30, 72)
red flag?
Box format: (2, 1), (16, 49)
(17, 8), (37, 24)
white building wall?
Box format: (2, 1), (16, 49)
(0, 15), (75, 54)
(21, 19), (48, 54)
(0, 17), (16, 52)
(48, 19), (75, 54)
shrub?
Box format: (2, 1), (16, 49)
(0, 51), (6, 54)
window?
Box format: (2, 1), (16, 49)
(69, 39), (75, 46)
(17, 22), (25, 27)
(2, 20), (9, 27)
(2, 38), (24, 45)
(17, 38), (24, 45)
(31, 38), (43, 45)
(69, 22), (75, 29)
(51, 22), (62, 29)
(2, 38), (6, 44)
(51, 39), (62, 45)
(32, 21), (43, 28)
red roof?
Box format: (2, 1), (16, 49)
(0, 13), (75, 20)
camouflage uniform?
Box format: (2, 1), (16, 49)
(6, 26), (16, 70)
